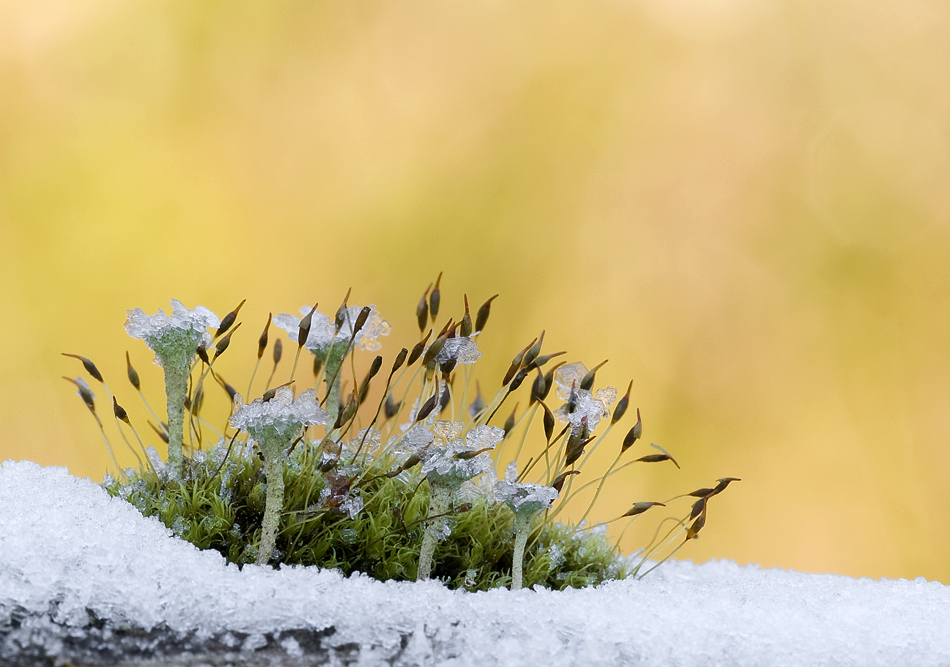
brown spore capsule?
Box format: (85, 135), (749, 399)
(503, 403), (518, 436)
(686, 512), (707, 541)
(439, 357), (458, 376)
(112, 396), (131, 424)
(64, 377), (96, 413)
(149, 421), (169, 443)
(529, 368), (547, 405)
(538, 399), (555, 442)
(580, 359), (608, 391)
(468, 381), (486, 419)
(213, 322), (241, 360)
(220, 379), (238, 401)
(422, 332), (447, 367)
(612, 381), (632, 425)
(508, 367), (529, 392)
(621, 408), (642, 453)
(475, 294), (498, 333)
(352, 306), (371, 336)
(429, 272), (442, 323)
(416, 289), (430, 333)
(622, 501), (666, 518)
(438, 385), (452, 414)
(565, 435), (595, 467)
(125, 351), (140, 390)
(460, 295), (473, 338)
(551, 470), (579, 493)
(407, 331), (431, 367)
(298, 302), (318, 348)
(62, 354), (104, 383)
(216, 298), (246, 338)
(257, 313), (272, 360)
(526, 351), (566, 372)
(391, 348), (408, 374)
(415, 392), (438, 422)
(196, 344), (210, 365)
(334, 287), (352, 333)
(502, 338), (536, 386)
(384, 394), (401, 420)
(522, 331), (545, 369)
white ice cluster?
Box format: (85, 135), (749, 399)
(395, 423), (435, 458)
(273, 304), (390, 353)
(553, 362), (617, 431)
(229, 387), (327, 440)
(124, 299), (220, 368)
(434, 336), (482, 365)
(494, 462), (559, 519)
(3, 460), (950, 666)
(420, 422), (503, 485)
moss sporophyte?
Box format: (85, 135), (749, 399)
(65, 285), (739, 591)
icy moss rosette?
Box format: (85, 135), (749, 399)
(416, 421), (503, 580)
(274, 303), (390, 424)
(229, 386), (328, 566)
(494, 462), (559, 590)
(125, 300), (220, 477)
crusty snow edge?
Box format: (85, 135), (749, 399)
(1, 459), (948, 667)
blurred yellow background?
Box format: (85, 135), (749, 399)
(2, 1), (949, 582)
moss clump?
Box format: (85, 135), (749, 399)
(69, 282), (738, 592)
(104, 443), (626, 591)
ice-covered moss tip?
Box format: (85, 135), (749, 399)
(66, 279), (739, 590)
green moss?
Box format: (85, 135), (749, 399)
(105, 442), (627, 591)
(79, 289), (738, 592)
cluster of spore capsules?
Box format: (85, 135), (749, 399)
(64, 276), (738, 591)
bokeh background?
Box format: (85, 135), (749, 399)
(2, 0), (950, 582)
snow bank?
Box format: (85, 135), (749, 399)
(1, 460), (948, 666)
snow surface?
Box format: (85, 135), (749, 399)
(2, 459), (949, 666)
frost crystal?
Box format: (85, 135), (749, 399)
(340, 496), (365, 519)
(398, 423), (435, 456)
(124, 299), (220, 368)
(347, 428), (383, 460)
(229, 387), (327, 440)
(420, 421), (503, 485)
(273, 304), (391, 353)
(434, 336), (482, 365)
(553, 362), (617, 431)
(494, 462), (559, 518)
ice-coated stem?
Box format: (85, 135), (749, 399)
(511, 513), (531, 590)
(416, 482), (451, 581)
(162, 364), (189, 478)
(256, 437), (286, 566)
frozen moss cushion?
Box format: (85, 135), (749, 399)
(2, 460), (949, 666)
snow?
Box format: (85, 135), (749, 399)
(2, 459), (949, 666)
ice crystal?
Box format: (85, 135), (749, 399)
(124, 299), (220, 368)
(420, 422), (502, 485)
(273, 304), (390, 353)
(398, 423), (435, 456)
(347, 428), (383, 460)
(494, 462), (559, 518)
(434, 336), (482, 365)
(229, 387), (327, 440)
(340, 495), (365, 519)
(553, 362), (617, 431)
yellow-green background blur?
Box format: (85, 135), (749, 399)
(2, 1), (949, 582)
